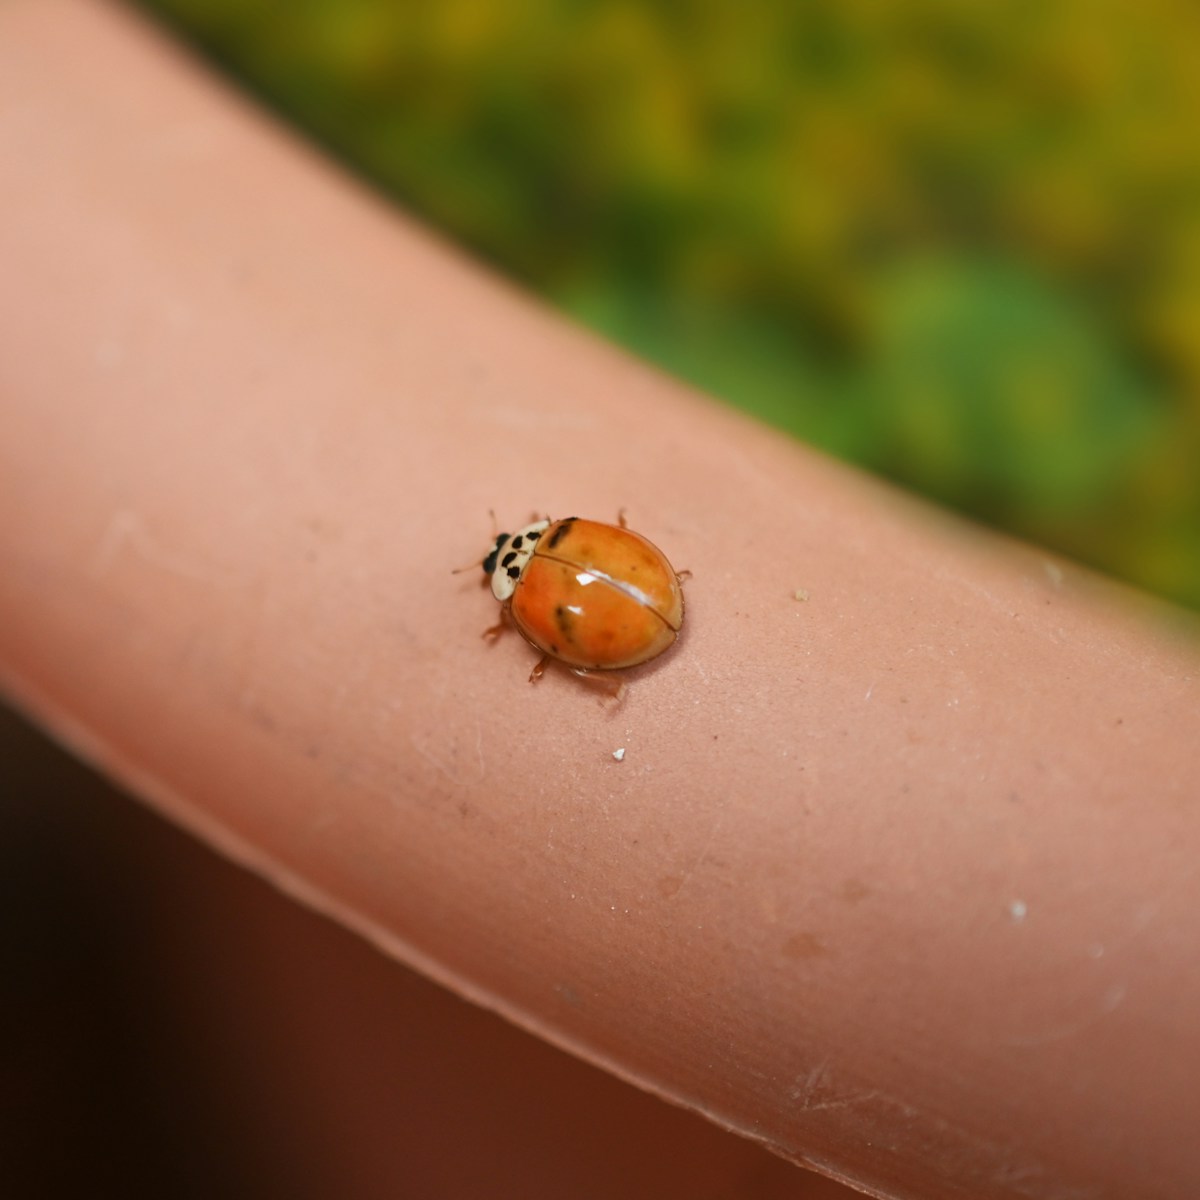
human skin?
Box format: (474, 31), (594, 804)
(2, 2), (1199, 1199)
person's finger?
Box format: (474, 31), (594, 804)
(2, 3), (1199, 1198)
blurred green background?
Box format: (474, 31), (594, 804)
(140, 0), (1200, 609)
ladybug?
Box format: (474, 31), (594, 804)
(471, 514), (686, 693)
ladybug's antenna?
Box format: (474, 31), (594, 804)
(451, 511), (504, 574)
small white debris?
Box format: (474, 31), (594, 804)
(1009, 899), (1028, 923)
(793, 588), (810, 602)
(612, 747), (626, 762)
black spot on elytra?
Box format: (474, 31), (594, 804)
(554, 604), (576, 642)
(550, 643), (559, 654)
(506, 565), (521, 580)
(511, 535), (524, 550)
(501, 551), (517, 568)
(528, 529), (540, 540)
(548, 518), (577, 550)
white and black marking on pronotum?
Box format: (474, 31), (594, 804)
(488, 519), (550, 602)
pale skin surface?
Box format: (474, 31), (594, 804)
(2, 3), (1200, 1199)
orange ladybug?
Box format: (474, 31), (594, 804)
(477, 514), (685, 691)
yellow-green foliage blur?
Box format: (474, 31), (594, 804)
(143, 0), (1200, 608)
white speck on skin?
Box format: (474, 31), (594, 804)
(793, 588), (810, 601)
(612, 748), (626, 762)
(1088, 943), (1105, 959)
(1043, 560), (1065, 588)
(1010, 900), (1028, 923)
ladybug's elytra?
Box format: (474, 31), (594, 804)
(474, 514), (686, 691)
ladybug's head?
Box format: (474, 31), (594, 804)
(482, 533), (510, 579)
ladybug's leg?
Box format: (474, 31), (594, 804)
(616, 507), (629, 529)
(571, 668), (627, 703)
(676, 568), (693, 583)
(528, 653), (552, 683)
(482, 607), (509, 642)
